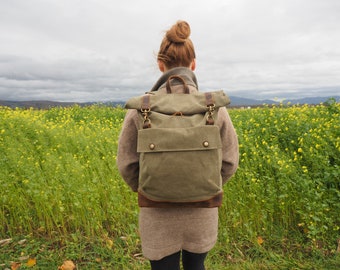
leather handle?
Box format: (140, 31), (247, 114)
(166, 75), (190, 94)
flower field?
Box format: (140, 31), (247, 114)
(0, 101), (339, 269)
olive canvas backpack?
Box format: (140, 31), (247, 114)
(125, 75), (230, 203)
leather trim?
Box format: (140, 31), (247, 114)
(138, 192), (223, 208)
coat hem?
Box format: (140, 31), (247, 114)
(142, 239), (217, 261)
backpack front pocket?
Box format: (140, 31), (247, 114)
(137, 126), (223, 202)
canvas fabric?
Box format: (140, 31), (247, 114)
(125, 80), (230, 203)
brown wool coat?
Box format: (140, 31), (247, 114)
(117, 68), (239, 260)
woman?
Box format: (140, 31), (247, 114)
(117, 20), (239, 270)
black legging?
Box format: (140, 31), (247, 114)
(150, 250), (207, 270)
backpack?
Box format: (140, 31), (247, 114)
(125, 75), (230, 203)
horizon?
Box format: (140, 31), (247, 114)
(1, 86), (339, 103)
(1, 93), (339, 104)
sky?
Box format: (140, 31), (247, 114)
(0, 0), (339, 102)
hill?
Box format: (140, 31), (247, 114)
(0, 100), (124, 109)
(229, 96), (340, 107)
(0, 96), (338, 109)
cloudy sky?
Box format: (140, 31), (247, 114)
(0, 0), (339, 102)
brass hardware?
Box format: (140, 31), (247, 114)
(141, 108), (151, 128)
(149, 143), (155, 150)
(203, 141), (209, 147)
(172, 111), (183, 116)
(206, 104), (216, 125)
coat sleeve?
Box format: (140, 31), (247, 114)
(116, 109), (140, 192)
(217, 107), (239, 184)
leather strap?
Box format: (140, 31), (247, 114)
(141, 95), (150, 111)
(204, 92), (214, 106)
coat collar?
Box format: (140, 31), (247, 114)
(150, 67), (198, 92)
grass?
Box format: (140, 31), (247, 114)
(0, 101), (339, 269)
(1, 235), (339, 269)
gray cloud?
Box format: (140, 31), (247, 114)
(0, 0), (339, 102)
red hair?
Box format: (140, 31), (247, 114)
(157, 21), (196, 69)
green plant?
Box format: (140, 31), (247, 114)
(1, 103), (339, 269)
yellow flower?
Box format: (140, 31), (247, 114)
(257, 236), (264, 245)
(302, 166), (308, 173)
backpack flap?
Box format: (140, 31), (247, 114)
(137, 125), (223, 202)
(125, 90), (230, 115)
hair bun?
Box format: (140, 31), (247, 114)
(166, 20), (191, 43)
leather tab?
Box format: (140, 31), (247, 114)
(206, 117), (215, 125)
(141, 95), (150, 110)
(204, 92), (214, 106)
